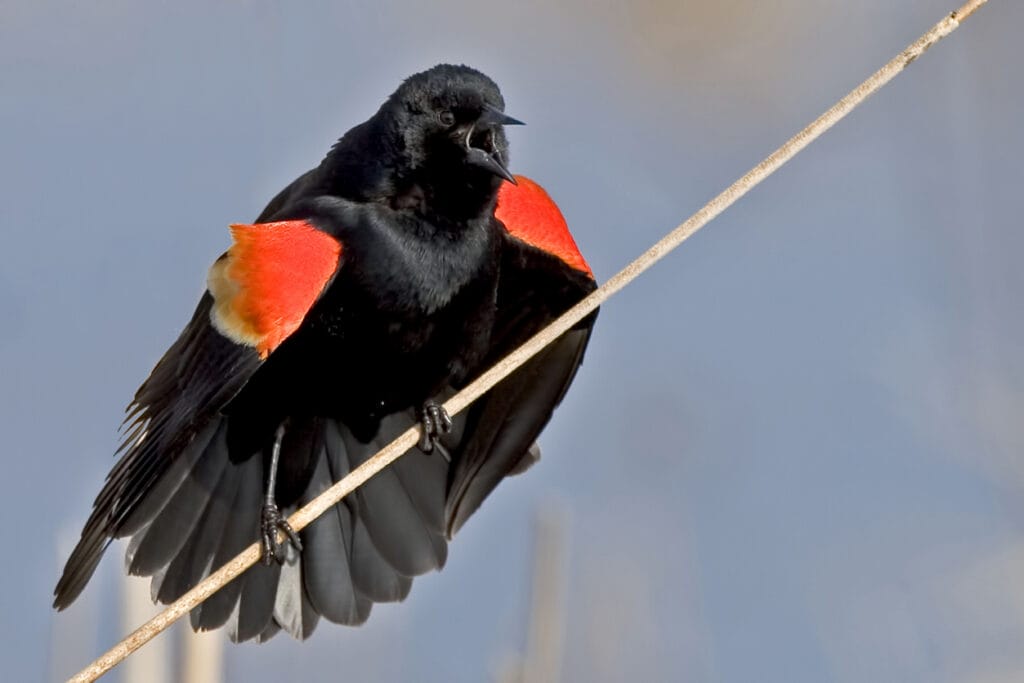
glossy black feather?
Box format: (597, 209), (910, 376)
(344, 415), (448, 576)
(443, 233), (598, 535)
(446, 326), (594, 536)
(54, 297), (261, 609)
(189, 452), (261, 632)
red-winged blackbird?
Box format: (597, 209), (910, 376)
(54, 64), (597, 642)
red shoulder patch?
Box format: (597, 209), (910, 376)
(208, 220), (342, 358)
(495, 176), (592, 277)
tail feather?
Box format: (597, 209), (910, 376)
(189, 451), (261, 631)
(126, 424), (230, 576)
(300, 583), (321, 637)
(229, 561), (280, 643)
(350, 515), (412, 602)
(152, 461), (237, 604)
(158, 454), (242, 603)
(272, 552), (306, 639)
(255, 619), (281, 643)
(389, 429), (449, 535)
(320, 416), (414, 602)
(76, 391), (528, 640)
(301, 444), (369, 625)
(343, 416), (447, 576)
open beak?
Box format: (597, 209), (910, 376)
(464, 105), (523, 184)
(465, 145), (516, 184)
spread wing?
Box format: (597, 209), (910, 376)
(55, 179), (597, 644)
(54, 220), (342, 608)
(444, 176), (598, 535)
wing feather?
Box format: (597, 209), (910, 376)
(54, 222), (341, 610)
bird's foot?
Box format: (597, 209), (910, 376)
(260, 501), (302, 565)
(417, 401), (452, 455)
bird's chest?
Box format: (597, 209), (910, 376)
(309, 219), (500, 374)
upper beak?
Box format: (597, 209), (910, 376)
(479, 103), (525, 127)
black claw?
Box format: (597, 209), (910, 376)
(418, 401), (452, 454)
(260, 502), (302, 566)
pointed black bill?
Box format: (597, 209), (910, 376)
(480, 103), (525, 127)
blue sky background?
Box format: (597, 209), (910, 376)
(4, 1), (1023, 681)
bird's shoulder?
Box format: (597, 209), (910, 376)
(260, 195), (501, 315)
(494, 176), (592, 278)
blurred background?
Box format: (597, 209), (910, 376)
(4, 0), (1023, 681)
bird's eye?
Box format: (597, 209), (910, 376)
(437, 110), (456, 127)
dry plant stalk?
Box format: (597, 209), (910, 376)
(68, 1), (990, 680)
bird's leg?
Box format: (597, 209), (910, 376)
(417, 400), (453, 457)
(261, 423), (303, 565)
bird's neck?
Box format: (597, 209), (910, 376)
(406, 165), (501, 225)
(320, 117), (501, 227)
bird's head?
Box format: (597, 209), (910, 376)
(388, 64), (523, 191)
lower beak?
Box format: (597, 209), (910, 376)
(465, 146), (516, 184)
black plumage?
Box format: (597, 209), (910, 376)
(54, 63), (597, 641)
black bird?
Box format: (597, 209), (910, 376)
(54, 63), (597, 642)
